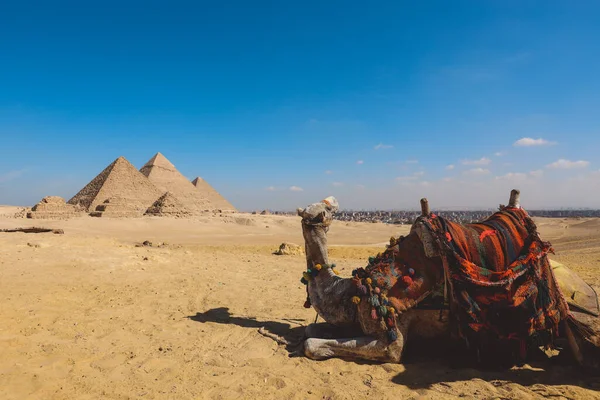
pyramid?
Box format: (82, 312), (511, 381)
(68, 156), (163, 216)
(191, 177), (237, 212)
(27, 196), (84, 219)
(139, 152), (212, 213)
(145, 191), (192, 217)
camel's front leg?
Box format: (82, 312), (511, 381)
(303, 322), (409, 363)
(304, 322), (364, 339)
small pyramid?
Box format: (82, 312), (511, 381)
(27, 196), (84, 219)
(145, 192), (192, 217)
(68, 156), (163, 216)
(191, 177), (237, 212)
(140, 152), (212, 213)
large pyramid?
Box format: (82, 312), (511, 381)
(67, 156), (163, 216)
(139, 152), (212, 213)
(191, 177), (236, 212)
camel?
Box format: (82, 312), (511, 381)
(296, 192), (600, 366)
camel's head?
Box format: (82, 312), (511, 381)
(297, 196), (338, 229)
(298, 196), (339, 268)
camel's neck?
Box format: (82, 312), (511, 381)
(302, 223), (357, 326)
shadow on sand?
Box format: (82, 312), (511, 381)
(187, 307), (306, 354)
(394, 338), (600, 390)
(188, 307), (600, 391)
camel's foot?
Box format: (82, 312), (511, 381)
(303, 334), (404, 363)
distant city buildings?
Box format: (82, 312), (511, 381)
(270, 209), (600, 225)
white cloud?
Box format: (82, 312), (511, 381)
(405, 159), (419, 164)
(265, 186), (277, 191)
(546, 159), (590, 169)
(356, 184), (366, 190)
(463, 168), (491, 176)
(0, 169), (27, 183)
(396, 171), (425, 182)
(374, 143), (393, 150)
(496, 172), (527, 181)
(514, 137), (556, 147)
(494, 152), (504, 157)
(461, 157), (491, 166)
(356, 160), (364, 165)
(332, 182), (344, 187)
(324, 170), (333, 175)
(529, 170), (543, 178)
(445, 164), (455, 170)
(289, 186), (304, 192)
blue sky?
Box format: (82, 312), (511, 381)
(1, 1), (600, 210)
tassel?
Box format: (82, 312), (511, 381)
(300, 277), (308, 285)
(386, 317), (395, 328)
(314, 264), (322, 271)
(374, 287), (381, 294)
(401, 276), (413, 286)
(369, 296), (380, 307)
(387, 330), (398, 342)
(304, 297), (311, 308)
(371, 308), (378, 320)
(351, 296), (361, 305)
(378, 305), (388, 317)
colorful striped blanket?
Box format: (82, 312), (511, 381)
(351, 206), (579, 355)
(420, 207), (571, 344)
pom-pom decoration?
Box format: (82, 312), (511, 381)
(401, 275), (413, 287)
(351, 296), (361, 305)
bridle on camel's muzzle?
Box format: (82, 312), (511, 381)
(301, 217), (333, 228)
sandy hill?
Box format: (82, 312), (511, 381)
(191, 176), (236, 212)
(67, 156), (163, 216)
(139, 152), (212, 213)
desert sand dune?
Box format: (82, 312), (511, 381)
(1, 212), (599, 399)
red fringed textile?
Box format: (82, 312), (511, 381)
(421, 207), (571, 347)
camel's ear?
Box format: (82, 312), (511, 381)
(297, 208), (305, 217)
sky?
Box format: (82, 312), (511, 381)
(1, 1), (600, 211)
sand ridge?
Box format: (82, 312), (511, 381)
(1, 213), (599, 399)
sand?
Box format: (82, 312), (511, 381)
(1, 211), (599, 399)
